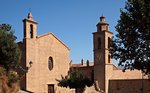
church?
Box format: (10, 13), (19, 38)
(17, 12), (150, 93)
(17, 12), (70, 93)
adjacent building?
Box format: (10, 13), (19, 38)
(70, 16), (150, 93)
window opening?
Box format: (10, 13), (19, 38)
(98, 38), (101, 49)
(108, 55), (111, 63)
(48, 57), (53, 70)
(99, 26), (101, 31)
(30, 24), (33, 38)
(108, 37), (111, 48)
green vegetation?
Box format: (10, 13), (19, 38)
(110, 0), (150, 75)
(56, 69), (93, 93)
(0, 24), (21, 72)
(8, 73), (18, 84)
(0, 24), (21, 92)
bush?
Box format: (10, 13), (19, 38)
(8, 73), (18, 84)
(57, 69), (93, 89)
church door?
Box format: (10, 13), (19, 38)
(48, 85), (54, 93)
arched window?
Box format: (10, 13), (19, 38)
(30, 24), (33, 38)
(98, 37), (101, 49)
(108, 55), (111, 63)
(48, 57), (53, 70)
(106, 25), (108, 31)
(99, 26), (101, 31)
(108, 37), (111, 48)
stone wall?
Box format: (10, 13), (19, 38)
(76, 66), (94, 81)
(109, 79), (150, 93)
(19, 33), (70, 93)
(111, 69), (148, 79)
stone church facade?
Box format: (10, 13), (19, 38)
(17, 12), (70, 93)
(17, 12), (150, 93)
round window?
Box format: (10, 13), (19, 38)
(48, 57), (53, 70)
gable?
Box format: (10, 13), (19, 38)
(36, 32), (70, 51)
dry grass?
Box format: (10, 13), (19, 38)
(0, 67), (19, 93)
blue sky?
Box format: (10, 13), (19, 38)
(0, 0), (126, 65)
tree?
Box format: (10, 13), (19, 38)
(56, 69), (93, 93)
(0, 24), (21, 72)
(110, 0), (150, 75)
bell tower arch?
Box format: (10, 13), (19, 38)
(93, 16), (113, 93)
(23, 12), (38, 39)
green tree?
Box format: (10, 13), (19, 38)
(110, 0), (150, 75)
(0, 24), (21, 72)
(56, 69), (93, 93)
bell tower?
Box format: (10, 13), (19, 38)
(93, 16), (113, 93)
(23, 12), (38, 39)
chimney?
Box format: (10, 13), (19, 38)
(81, 59), (84, 65)
(86, 60), (89, 66)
